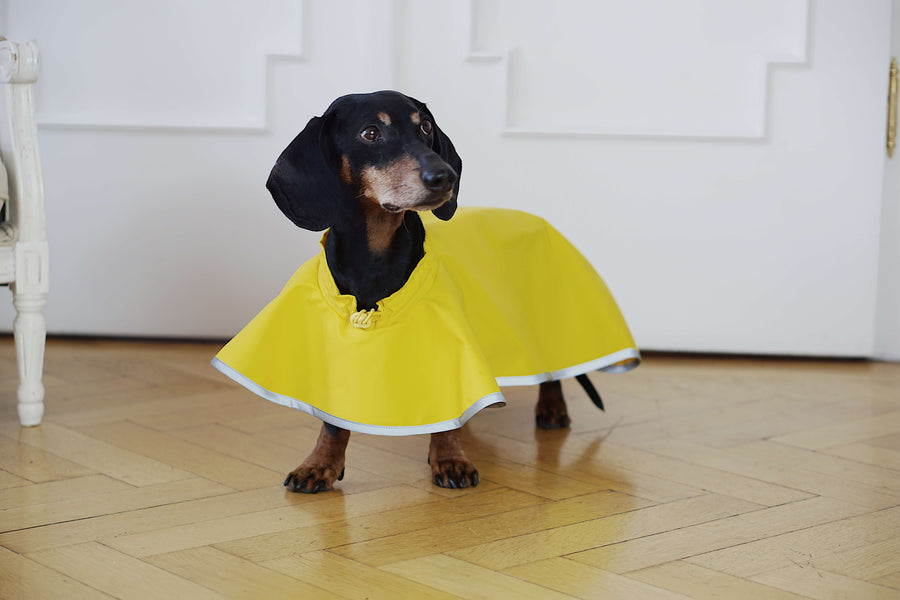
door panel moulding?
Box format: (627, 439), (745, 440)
(462, 0), (811, 141)
(29, 0), (309, 134)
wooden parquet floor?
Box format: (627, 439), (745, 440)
(1, 337), (899, 599)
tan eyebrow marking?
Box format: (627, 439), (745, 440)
(340, 154), (352, 185)
(410, 112), (420, 125)
(377, 112), (391, 125)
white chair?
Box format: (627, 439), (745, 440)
(0, 39), (48, 426)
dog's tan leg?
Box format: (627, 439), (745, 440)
(284, 423), (350, 493)
(429, 429), (478, 489)
(536, 380), (571, 429)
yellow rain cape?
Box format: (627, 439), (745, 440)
(213, 207), (639, 435)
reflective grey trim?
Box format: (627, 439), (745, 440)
(210, 357), (507, 437)
(494, 348), (641, 387)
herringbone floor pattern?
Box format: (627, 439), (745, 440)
(1, 337), (899, 599)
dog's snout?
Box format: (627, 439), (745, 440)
(421, 167), (456, 193)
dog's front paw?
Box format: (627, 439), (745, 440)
(283, 464), (345, 494)
(431, 458), (479, 489)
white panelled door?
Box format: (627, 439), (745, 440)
(398, 0), (890, 357)
(1, 0), (892, 357)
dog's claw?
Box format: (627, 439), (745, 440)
(432, 463), (478, 489)
(284, 465), (342, 494)
(337, 468), (345, 481)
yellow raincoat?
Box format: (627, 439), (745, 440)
(213, 207), (639, 435)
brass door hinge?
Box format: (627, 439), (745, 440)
(889, 58), (897, 157)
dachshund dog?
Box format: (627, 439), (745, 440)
(266, 91), (598, 492)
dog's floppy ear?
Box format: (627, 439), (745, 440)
(266, 113), (341, 231)
(417, 102), (462, 221)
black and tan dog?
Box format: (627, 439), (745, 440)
(266, 90), (600, 493)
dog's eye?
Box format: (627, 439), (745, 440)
(420, 120), (433, 135)
(360, 126), (381, 142)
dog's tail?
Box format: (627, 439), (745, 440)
(576, 374), (604, 411)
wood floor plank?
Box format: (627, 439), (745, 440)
(0, 474), (132, 510)
(332, 489), (656, 567)
(382, 554), (575, 599)
(465, 456), (603, 500)
(451, 428), (705, 503)
(218, 405), (322, 435)
(0, 484), (308, 554)
(262, 551), (459, 600)
(626, 561), (811, 600)
(869, 433), (900, 450)
(730, 439), (900, 492)
(341, 438), (448, 487)
(128, 390), (273, 431)
(873, 571), (900, 590)
(48, 379), (222, 415)
(825, 442), (900, 472)
(0, 477), (231, 532)
(175, 423), (433, 487)
(686, 505), (900, 577)
(0, 545), (109, 599)
(581, 395), (825, 448)
(0, 432), (97, 483)
(75, 421), (283, 490)
(677, 399), (900, 450)
(0, 421), (193, 486)
(554, 437), (812, 507)
(145, 546), (333, 599)
(27, 542), (226, 600)
(811, 536), (900, 581)
(105, 485), (439, 557)
(53, 387), (249, 428)
(76, 355), (196, 387)
(502, 557), (692, 599)
(165, 422), (318, 475)
(42, 352), (122, 384)
(217, 487), (545, 563)
(750, 564), (900, 600)
(771, 411), (900, 451)
(39, 376), (147, 405)
(557, 465), (705, 504)
(446, 493), (761, 571)
(2, 339), (898, 598)
(639, 438), (900, 509)
(0, 468), (29, 489)
(567, 496), (866, 573)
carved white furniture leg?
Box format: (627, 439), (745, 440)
(0, 40), (48, 427)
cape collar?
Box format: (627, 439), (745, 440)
(316, 231), (438, 329)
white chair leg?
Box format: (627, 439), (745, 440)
(13, 286), (46, 426)
(0, 41), (48, 427)
(11, 240), (48, 426)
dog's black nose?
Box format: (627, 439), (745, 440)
(421, 167), (456, 193)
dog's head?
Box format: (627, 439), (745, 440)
(267, 90), (462, 231)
